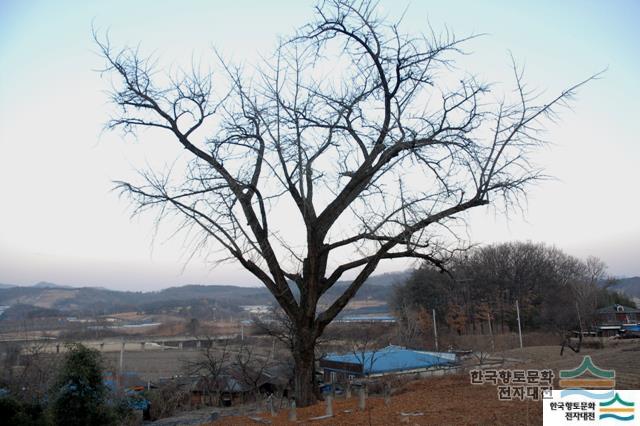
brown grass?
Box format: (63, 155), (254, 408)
(212, 374), (542, 425)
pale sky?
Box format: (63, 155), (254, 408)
(1, 1), (638, 291)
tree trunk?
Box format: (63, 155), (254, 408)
(292, 330), (317, 407)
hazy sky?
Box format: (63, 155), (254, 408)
(1, 1), (638, 291)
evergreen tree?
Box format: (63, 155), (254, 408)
(50, 344), (115, 426)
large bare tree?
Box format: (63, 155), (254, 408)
(97, 0), (595, 405)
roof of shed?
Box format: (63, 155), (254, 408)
(596, 304), (640, 313)
(322, 345), (455, 375)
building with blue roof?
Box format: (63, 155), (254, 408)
(319, 345), (458, 383)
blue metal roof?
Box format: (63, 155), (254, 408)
(322, 345), (455, 375)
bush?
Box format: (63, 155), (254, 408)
(49, 344), (128, 426)
(0, 396), (48, 426)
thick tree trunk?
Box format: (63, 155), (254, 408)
(292, 330), (318, 407)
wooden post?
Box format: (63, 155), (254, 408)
(119, 341), (125, 372)
(487, 313), (495, 352)
(119, 340), (125, 390)
(576, 301), (583, 335)
(515, 300), (523, 349)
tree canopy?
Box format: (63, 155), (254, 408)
(50, 344), (118, 426)
(392, 241), (634, 337)
(97, 0), (596, 405)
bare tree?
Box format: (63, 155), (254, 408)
(348, 325), (384, 380)
(252, 307), (297, 356)
(231, 341), (273, 403)
(96, 0), (596, 405)
(0, 340), (60, 403)
(182, 336), (230, 406)
(394, 302), (422, 347)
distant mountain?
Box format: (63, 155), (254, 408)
(352, 271), (411, 287)
(0, 283), (15, 289)
(32, 281), (72, 289)
(0, 271), (411, 316)
(607, 276), (640, 299)
(322, 270), (410, 302)
(0, 284), (272, 313)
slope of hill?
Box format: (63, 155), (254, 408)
(31, 281), (73, 289)
(0, 271), (409, 316)
(608, 276), (640, 298)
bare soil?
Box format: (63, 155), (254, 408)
(211, 374), (541, 425)
(211, 339), (640, 425)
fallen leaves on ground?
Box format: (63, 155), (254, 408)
(209, 374), (542, 425)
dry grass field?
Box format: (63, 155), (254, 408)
(102, 349), (203, 380)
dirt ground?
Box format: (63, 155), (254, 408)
(209, 339), (640, 426)
(211, 374), (541, 425)
(498, 338), (640, 389)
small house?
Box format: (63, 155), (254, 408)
(595, 304), (640, 336)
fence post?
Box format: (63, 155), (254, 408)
(288, 399), (297, 421)
(358, 386), (366, 411)
(433, 308), (439, 352)
(267, 394), (276, 417)
(384, 382), (391, 406)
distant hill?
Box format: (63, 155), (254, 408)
(0, 281), (72, 289)
(353, 271), (411, 287)
(322, 270), (409, 302)
(0, 270), (410, 317)
(32, 281), (72, 289)
(607, 277), (640, 299)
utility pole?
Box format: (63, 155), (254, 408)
(432, 308), (439, 352)
(119, 340), (125, 390)
(487, 313), (495, 353)
(515, 300), (523, 349)
(575, 301), (583, 335)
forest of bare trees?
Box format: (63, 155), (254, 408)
(392, 241), (634, 341)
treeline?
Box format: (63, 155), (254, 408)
(392, 242), (634, 336)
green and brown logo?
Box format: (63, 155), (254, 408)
(559, 355), (615, 389)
